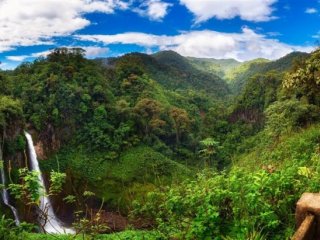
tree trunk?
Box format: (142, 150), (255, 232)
(176, 128), (180, 146)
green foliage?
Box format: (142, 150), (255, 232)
(0, 96), (23, 129)
(7, 48), (218, 165)
(9, 168), (41, 204)
(235, 124), (320, 171)
(24, 231), (160, 240)
(265, 99), (320, 138)
(134, 158), (320, 239)
(78, 105), (114, 151)
(63, 195), (76, 204)
(199, 137), (221, 167)
(3, 47), (320, 239)
(227, 52), (308, 94)
(49, 171), (66, 195)
(3, 134), (26, 155)
(187, 57), (241, 79)
(134, 98), (166, 140)
(169, 107), (191, 145)
(121, 51), (231, 98)
(115, 146), (190, 182)
(9, 168), (66, 210)
(235, 72), (280, 111)
(283, 49), (320, 105)
(97, 231), (161, 240)
(0, 215), (35, 240)
(45, 145), (190, 209)
(11, 48), (111, 132)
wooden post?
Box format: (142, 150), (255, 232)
(292, 215), (315, 240)
(294, 193), (320, 240)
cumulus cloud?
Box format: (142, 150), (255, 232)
(134, 0), (172, 21)
(6, 50), (50, 62)
(179, 0), (277, 23)
(6, 55), (30, 62)
(6, 47), (109, 62)
(305, 8), (318, 14)
(76, 28), (314, 61)
(0, 0), (128, 53)
(83, 46), (109, 57)
(76, 32), (171, 46)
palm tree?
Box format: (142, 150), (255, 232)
(199, 137), (220, 167)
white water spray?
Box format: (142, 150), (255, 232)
(25, 132), (74, 234)
(0, 159), (20, 225)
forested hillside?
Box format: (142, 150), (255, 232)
(187, 57), (242, 79)
(226, 52), (309, 94)
(0, 47), (320, 239)
(99, 50), (231, 99)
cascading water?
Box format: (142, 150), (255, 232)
(0, 156), (20, 225)
(25, 132), (74, 234)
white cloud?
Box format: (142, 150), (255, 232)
(6, 50), (53, 62)
(0, 62), (11, 70)
(6, 55), (30, 62)
(305, 8), (318, 14)
(0, 0), (128, 53)
(82, 46), (109, 57)
(134, 0), (172, 21)
(76, 32), (171, 46)
(31, 50), (53, 58)
(313, 31), (320, 39)
(76, 28), (314, 61)
(179, 0), (277, 23)
(6, 47), (109, 62)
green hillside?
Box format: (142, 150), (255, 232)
(102, 51), (231, 99)
(187, 57), (241, 78)
(0, 47), (319, 239)
(227, 52), (309, 93)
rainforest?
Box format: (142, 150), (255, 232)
(0, 46), (320, 239)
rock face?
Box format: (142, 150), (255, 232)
(34, 141), (45, 160)
(31, 124), (61, 160)
(3, 122), (25, 168)
(294, 193), (320, 240)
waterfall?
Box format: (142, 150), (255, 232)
(25, 132), (74, 234)
(0, 160), (20, 226)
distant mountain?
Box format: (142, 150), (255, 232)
(186, 52), (309, 95)
(98, 51), (309, 97)
(187, 57), (241, 78)
(226, 52), (309, 94)
(100, 50), (231, 99)
(227, 52), (310, 130)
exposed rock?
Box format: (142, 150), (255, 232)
(35, 141), (45, 160)
(31, 124), (62, 159)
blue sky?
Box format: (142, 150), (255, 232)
(0, 0), (319, 69)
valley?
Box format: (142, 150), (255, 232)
(0, 47), (319, 239)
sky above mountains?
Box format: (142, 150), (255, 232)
(0, 0), (319, 69)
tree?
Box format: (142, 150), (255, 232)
(0, 72), (13, 95)
(199, 138), (220, 167)
(169, 107), (190, 145)
(283, 49), (320, 104)
(80, 105), (114, 151)
(264, 99), (320, 138)
(120, 74), (150, 102)
(47, 47), (86, 64)
(0, 96), (23, 129)
(134, 98), (165, 139)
